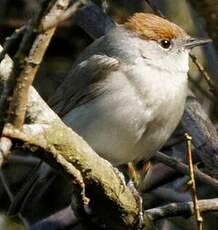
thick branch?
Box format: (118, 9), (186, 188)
(182, 95), (218, 177)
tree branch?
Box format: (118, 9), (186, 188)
(185, 133), (203, 230)
(151, 152), (218, 191)
(182, 94), (218, 177)
(145, 198), (218, 221)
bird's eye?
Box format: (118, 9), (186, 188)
(160, 39), (172, 49)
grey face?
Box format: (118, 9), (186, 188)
(137, 36), (211, 73)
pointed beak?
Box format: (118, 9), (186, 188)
(184, 37), (212, 49)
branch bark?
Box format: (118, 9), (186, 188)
(145, 198), (218, 221)
(182, 94), (218, 177)
(151, 152), (218, 191)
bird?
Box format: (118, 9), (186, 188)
(49, 13), (210, 166)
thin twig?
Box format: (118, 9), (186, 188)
(40, 0), (84, 32)
(163, 134), (184, 149)
(145, 198), (218, 221)
(185, 133), (203, 230)
(189, 53), (217, 95)
(188, 73), (215, 102)
(152, 152), (218, 191)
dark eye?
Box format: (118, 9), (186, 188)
(160, 39), (172, 49)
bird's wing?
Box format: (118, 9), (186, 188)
(48, 54), (120, 117)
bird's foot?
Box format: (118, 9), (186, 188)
(127, 179), (144, 225)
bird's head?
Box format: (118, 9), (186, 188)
(124, 13), (211, 73)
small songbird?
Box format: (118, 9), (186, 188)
(49, 13), (210, 165)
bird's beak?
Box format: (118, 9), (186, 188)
(184, 37), (212, 49)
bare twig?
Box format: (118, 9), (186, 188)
(189, 53), (217, 95)
(185, 133), (203, 230)
(40, 0), (84, 32)
(163, 134), (185, 149)
(152, 152), (218, 191)
(188, 74), (215, 101)
(145, 198), (218, 221)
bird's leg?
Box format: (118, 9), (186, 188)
(128, 162), (140, 187)
(127, 162), (150, 226)
(117, 163), (144, 224)
(127, 179), (144, 225)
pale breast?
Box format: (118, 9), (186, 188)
(123, 61), (188, 162)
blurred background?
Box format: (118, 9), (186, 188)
(0, 0), (217, 229)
